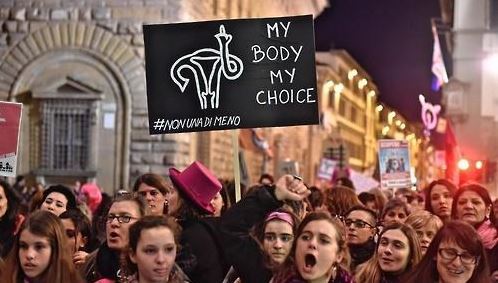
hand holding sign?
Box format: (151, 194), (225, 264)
(274, 174), (310, 202)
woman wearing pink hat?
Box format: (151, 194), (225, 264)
(167, 161), (230, 283)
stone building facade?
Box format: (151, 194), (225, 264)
(446, 0), (498, 193)
(316, 50), (378, 173)
(0, 0), (327, 193)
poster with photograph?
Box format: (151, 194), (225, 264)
(378, 139), (411, 189)
(317, 158), (337, 180)
(0, 101), (22, 177)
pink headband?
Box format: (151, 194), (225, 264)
(265, 211), (294, 227)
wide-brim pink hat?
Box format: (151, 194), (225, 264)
(169, 161), (222, 215)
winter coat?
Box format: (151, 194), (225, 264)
(176, 216), (229, 283)
(220, 186), (283, 283)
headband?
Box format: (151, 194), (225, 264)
(265, 211), (294, 227)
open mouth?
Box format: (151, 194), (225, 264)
(304, 254), (317, 269)
(109, 231), (120, 238)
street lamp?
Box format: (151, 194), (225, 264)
(348, 69), (358, 80)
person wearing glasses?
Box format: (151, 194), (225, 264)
(133, 173), (170, 216)
(451, 183), (498, 279)
(82, 194), (149, 282)
(404, 221), (490, 283)
(343, 206), (378, 271)
(355, 222), (422, 283)
(221, 174), (308, 283)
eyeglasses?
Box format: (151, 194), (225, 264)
(344, 218), (374, 229)
(137, 190), (161, 198)
(106, 214), (138, 224)
(438, 248), (478, 264)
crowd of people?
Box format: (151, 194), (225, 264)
(0, 160), (497, 283)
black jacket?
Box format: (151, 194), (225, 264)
(220, 186), (283, 283)
(176, 216), (229, 283)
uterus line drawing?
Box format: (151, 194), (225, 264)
(170, 25), (244, 109)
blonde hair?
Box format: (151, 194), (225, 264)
(405, 210), (443, 232)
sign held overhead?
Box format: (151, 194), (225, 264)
(144, 15), (318, 134)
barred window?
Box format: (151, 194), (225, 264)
(40, 99), (91, 172)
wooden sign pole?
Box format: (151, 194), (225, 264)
(232, 129), (241, 202)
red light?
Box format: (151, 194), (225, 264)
(475, 160), (483, 169)
(458, 158), (470, 171)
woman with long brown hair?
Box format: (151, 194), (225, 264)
(0, 210), (82, 283)
(354, 222), (422, 283)
(271, 212), (354, 283)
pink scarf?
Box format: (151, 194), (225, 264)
(477, 220), (498, 249)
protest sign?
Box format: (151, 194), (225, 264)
(0, 101), (22, 177)
(144, 15), (318, 134)
(378, 139), (411, 189)
(317, 158), (337, 180)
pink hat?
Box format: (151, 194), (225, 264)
(169, 161), (222, 215)
(80, 183), (102, 213)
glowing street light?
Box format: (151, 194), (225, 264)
(334, 83), (344, 94)
(358, 78), (368, 89)
(376, 105), (383, 112)
(323, 80), (334, 89)
(382, 125), (390, 136)
(348, 69), (358, 80)
(388, 111), (396, 124)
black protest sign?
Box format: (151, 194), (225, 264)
(144, 15), (318, 134)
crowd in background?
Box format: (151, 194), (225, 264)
(0, 161), (497, 283)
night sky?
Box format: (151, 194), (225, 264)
(314, 0), (442, 121)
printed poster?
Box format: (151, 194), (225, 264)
(317, 158), (337, 180)
(378, 139), (411, 189)
(143, 15), (318, 134)
(0, 101), (22, 177)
